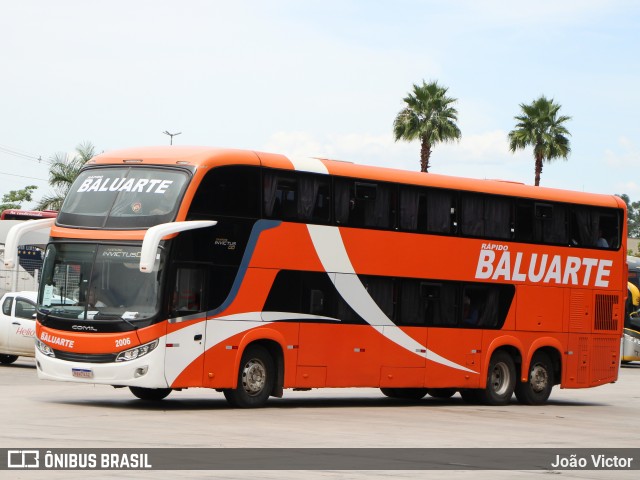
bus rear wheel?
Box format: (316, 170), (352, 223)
(460, 389), (483, 404)
(223, 345), (275, 408)
(478, 351), (516, 405)
(0, 354), (18, 364)
(129, 386), (172, 401)
(380, 388), (428, 400)
(515, 352), (554, 405)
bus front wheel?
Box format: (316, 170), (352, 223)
(515, 352), (554, 405)
(478, 351), (516, 405)
(224, 345), (275, 408)
(0, 354), (18, 364)
(129, 386), (172, 401)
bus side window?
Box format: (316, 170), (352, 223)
(188, 166), (260, 219)
(460, 193), (484, 237)
(535, 203), (568, 245)
(462, 284), (496, 327)
(360, 275), (394, 320)
(515, 202), (534, 242)
(302, 272), (336, 318)
(398, 279), (427, 325)
(298, 174), (331, 223)
(264, 173), (298, 220)
(399, 187), (428, 233)
(334, 178), (392, 229)
(171, 267), (205, 314)
(421, 282), (456, 326)
(427, 189), (456, 234)
(598, 212), (620, 249)
(309, 289), (324, 315)
(485, 196), (513, 240)
(460, 193), (512, 240)
(263, 271), (302, 313)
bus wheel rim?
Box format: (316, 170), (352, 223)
(242, 359), (266, 395)
(530, 364), (548, 393)
(491, 362), (510, 396)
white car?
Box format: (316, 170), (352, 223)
(0, 291), (37, 364)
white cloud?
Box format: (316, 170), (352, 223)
(604, 137), (640, 168)
(263, 129), (533, 184)
(453, 0), (621, 28)
(262, 132), (328, 160)
(614, 181), (640, 198)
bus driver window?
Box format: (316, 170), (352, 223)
(171, 268), (204, 315)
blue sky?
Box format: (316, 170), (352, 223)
(1, 0), (639, 207)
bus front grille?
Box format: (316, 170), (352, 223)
(53, 349), (118, 364)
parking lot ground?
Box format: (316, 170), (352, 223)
(1, 359), (639, 479)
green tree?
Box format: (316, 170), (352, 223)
(618, 193), (640, 239)
(36, 142), (96, 211)
(508, 96), (571, 186)
(393, 80), (461, 172)
(0, 185), (38, 213)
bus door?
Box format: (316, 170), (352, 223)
(164, 266), (209, 388)
(425, 282), (484, 389)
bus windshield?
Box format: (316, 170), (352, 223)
(57, 167), (190, 228)
(38, 243), (164, 321)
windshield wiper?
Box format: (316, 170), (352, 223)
(92, 313), (139, 330)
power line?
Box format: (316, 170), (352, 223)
(0, 170), (48, 182)
(0, 143), (50, 164)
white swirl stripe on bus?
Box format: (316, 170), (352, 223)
(288, 156), (329, 175)
(165, 312), (342, 385)
(306, 223), (477, 374)
(211, 312), (341, 323)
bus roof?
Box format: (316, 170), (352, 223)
(89, 146), (623, 209)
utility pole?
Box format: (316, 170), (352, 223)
(163, 131), (182, 145)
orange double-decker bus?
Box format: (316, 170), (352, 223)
(7, 146), (626, 407)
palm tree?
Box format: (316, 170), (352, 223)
(508, 96), (571, 186)
(393, 80), (461, 172)
(36, 141), (96, 210)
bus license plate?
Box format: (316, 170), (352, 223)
(72, 368), (93, 378)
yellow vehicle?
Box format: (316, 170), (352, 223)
(623, 257), (640, 363)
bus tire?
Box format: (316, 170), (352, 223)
(0, 354), (18, 364)
(478, 351), (516, 405)
(515, 352), (554, 405)
(129, 386), (172, 401)
(427, 388), (457, 399)
(460, 389), (482, 404)
(380, 388), (428, 400)
(224, 345), (275, 408)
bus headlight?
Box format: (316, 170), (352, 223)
(36, 339), (55, 357)
(115, 340), (159, 362)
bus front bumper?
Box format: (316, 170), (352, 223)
(35, 343), (169, 389)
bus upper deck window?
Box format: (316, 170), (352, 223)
(535, 203), (553, 219)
